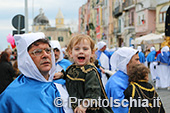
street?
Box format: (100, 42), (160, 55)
(157, 89), (170, 112)
(149, 74), (170, 112)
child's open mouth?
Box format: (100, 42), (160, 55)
(78, 56), (85, 62)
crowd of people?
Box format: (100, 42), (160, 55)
(0, 32), (168, 113)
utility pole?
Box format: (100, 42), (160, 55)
(25, 0), (28, 33)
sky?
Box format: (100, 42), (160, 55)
(0, 0), (86, 51)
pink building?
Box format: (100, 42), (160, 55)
(135, 1), (156, 37)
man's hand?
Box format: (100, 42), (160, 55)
(99, 67), (105, 74)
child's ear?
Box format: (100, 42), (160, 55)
(92, 49), (95, 55)
(69, 50), (73, 58)
(91, 49), (95, 58)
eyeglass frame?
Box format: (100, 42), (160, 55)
(31, 47), (52, 56)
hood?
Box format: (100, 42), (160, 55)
(110, 47), (138, 74)
(97, 41), (106, 50)
(50, 40), (63, 62)
(150, 47), (155, 52)
(161, 46), (169, 56)
(14, 32), (56, 82)
(137, 46), (142, 52)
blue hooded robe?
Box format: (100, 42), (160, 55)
(0, 33), (65, 113)
(138, 51), (145, 63)
(146, 50), (156, 62)
(0, 75), (64, 113)
(105, 71), (129, 113)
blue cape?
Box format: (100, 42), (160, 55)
(156, 52), (170, 64)
(146, 50), (156, 62)
(105, 70), (129, 113)
(95, 50), (111, 59)
(95, 50), (111, 70)
(55, 59), (72, 85)
(138, 51), (145, 63)
(53, 79), (66, 85)
(0, 75), (64, 113)
(56, 59), (72, 71)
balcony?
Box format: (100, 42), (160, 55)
(124, 19), (134, 27)
(123, 0), (134, 8)
(113, 6), (123, 17)
(114, 27), (121, 34)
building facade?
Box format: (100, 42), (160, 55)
(32, 8), (71, 48)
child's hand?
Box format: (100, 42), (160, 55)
(53, 72), (63, 80)
(74, 105), (87, 113)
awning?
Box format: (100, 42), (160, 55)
(134, 33), (165, 44)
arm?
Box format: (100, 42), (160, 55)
(106, 80), (129, 113)
(75, 70), (101, 112)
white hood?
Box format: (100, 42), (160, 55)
(161, 46), (169, 56)
(150, 47), (155, 52)
(97, 41), (106, 50)
(14, 32), (56, 82)
(137, 46), (142, 52)
(50, 40), (63, 62)
(110, 47), (137, 74)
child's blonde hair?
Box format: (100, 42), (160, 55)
(66, 34), (95, 62)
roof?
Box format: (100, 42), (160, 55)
(33, 8), (49, 25)
(56, 9), (64, 19)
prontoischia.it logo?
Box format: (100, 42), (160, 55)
(54, 97), (161, 108)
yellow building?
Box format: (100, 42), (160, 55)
(32, 8), (71, 47)
(156, 2), (170, 34)
(55, 9), (65, 28)
(156, 1), (170, 47)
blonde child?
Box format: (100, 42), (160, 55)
(60, 34), (113, 113)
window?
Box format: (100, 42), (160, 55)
(138, 16), (141, 25)
(159, 5), (169, 23)
(138, 14), (145, 25)
(131, 12), (134, 26)
(58, 36), (63, 42)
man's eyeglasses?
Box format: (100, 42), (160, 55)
(31, 48), (52, 56)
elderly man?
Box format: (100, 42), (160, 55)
(105, 47), (140, 113)
(0, 32), (64, 113)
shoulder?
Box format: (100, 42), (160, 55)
(0, 75), (24, 97)
(66, 64), (74, 71)
(106, 71), (126, 86)
(0, 61), (11, 67)
(61, 59), (72, 63)
(80, 63), (97, 73)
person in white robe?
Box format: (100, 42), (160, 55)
(156, 46), (170, 90)
(95, 41), (111, 88)
(50, 40), (73, 113)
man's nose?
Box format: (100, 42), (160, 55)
(42, 50), (49, 58)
